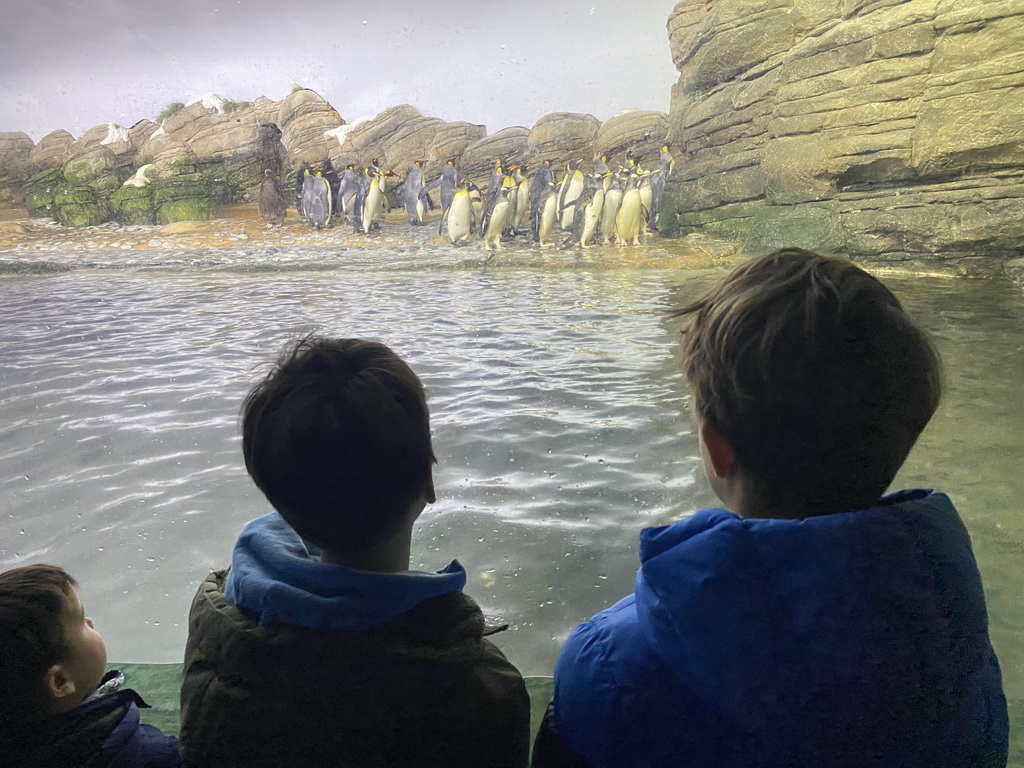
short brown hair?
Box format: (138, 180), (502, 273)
(676, 248), (941, 514)
(241, 336), (435, 553)
(0, 564), (77, 733)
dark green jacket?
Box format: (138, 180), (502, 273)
(180, 570), (530, 768)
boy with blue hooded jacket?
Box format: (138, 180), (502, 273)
(180, 337), (529, 768)
(533, 249), (1008, 768)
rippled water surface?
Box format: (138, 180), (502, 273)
(1, 245), (1021, 722)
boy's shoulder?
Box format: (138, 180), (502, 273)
(20, 688), (179, 768)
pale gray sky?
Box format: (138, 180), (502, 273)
(1, 0), (680, 142)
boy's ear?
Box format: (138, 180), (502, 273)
(44, 663), (77, 704)
(700, 419), (737, 479)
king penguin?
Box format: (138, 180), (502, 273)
(302, 170), (332, 229)
(480, 184), (511, 250)
(601, 171), (624, 244)
(440, 184), (473, 245)
(258, 168), (286, 226)
(558, 161), (584, 230)
(401, 160), (428, 225)
(616, 172), (643, 246)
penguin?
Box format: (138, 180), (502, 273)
(423, 159), (459, 213)
(638, 169), (654, 234)
(511, 165), (529, 237)
(360, 169), (382, 235)
(529, 160), (553, 243)
(486, 159), (504, 197)
(503, 165), (521, 237)
(595, 154), (614, 193)
(601, 171), (624, 245)
(439, 184), (473, 245)
(558, 161), (584, 230)
(580, 176), (605, 248)
(647, 143), (674, 231)
(562, 173), (603, 249)
(258, 168), (286, 226)
(321, 158), (341, 215)
(533, 181), (559, 247)
(401, 160), (428, 225)
(480, 185), (511, 250)
(338, 165), (359, 219)
(302, 170), (332, 229)
(616, 172), (643, 246)
(467, 182), (484, 232)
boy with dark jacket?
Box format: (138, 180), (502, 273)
(0, 564), (181, 768)
(180, 337), (529, 768)
(533, 249), (1008, 768)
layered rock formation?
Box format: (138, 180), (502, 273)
(2, 91), (670, 227)
(663, 0), (1024, 273)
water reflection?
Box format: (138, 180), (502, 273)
(0, 256), (1021, 713)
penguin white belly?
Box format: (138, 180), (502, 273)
(602, 189), (622, 244)
(447, 192), (472, 245)
(581, 189), (604, 247)
(538, 194), (558, 247)
(617, 189), (642, 245)
(484, 200), (510, 249)
(560, 173), (583, 230)
(362, 181), (380, 234)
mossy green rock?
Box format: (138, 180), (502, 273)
(111, 185), (156, 225)
(743, 205), (846, 255)
(54, 185), (108, 227)
(152, 173), (214, 223)
(24, 168), (65, 218)
(156, 197), (213, 224)
(63, 146), (118, 185)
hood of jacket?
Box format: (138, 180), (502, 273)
(633, 489), (1003, 753)
(223, 511), (467, 632)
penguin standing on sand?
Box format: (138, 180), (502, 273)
(338, 165), (359, 219)
(401, 160), (429, 225)
(302, 170), (332, 229)
(258, 168), (286, 226)
(616, 172), (644, 246)
(480, 184), (511, 250)
(534, 182), (559, 247)
(530, 160), (553, 242)
(439, 184), (473, 245)
(601, 171), (624, 244)
(321, 159), (341, 215)
(558, 161), (584, 230)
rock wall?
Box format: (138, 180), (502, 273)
(2, 90), (670, 226)
(663, 0), (1024, 273)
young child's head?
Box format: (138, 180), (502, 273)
(676, 248), (941, 516)
(0, 564), (108, 734)
(241, 336), (436, 555)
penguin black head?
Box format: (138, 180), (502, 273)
(446, 159), (455, 166)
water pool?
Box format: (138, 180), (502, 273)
(1, 241), (1021, 757)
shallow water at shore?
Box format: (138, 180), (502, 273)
(0, 214), (1021, 750)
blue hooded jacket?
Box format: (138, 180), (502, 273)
(550, 490), (1007, 768)
(223, 511), (467, 631)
